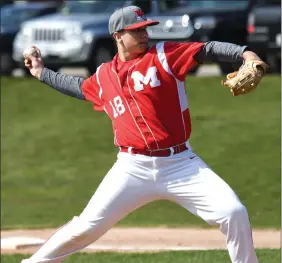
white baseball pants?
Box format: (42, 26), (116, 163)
(22, 150), (258, 263)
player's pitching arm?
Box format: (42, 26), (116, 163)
(24, 46), (86, 100)
(39, 67), (85, 100)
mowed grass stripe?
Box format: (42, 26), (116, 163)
(1, 76), (280, 229)
(1, 249), (280, 263)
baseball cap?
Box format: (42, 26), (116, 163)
(109, 6), (159, 35)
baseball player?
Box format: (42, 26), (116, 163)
(22, 5), (267, 263)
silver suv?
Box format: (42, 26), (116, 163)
(13, 1), (126, 74)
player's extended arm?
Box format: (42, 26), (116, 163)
(194, 41), (259, 63)
(24, 46), (85, 100)
(39, 68), (85, 100)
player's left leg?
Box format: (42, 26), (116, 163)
(156, 152), (258, 263)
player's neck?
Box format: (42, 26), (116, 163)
(117, 44), (147, 62)
(118, 50), (140, 62)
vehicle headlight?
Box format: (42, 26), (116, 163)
(182, 14), (190, 27)
(14, 27), (32, 46)
(163, 20), (174, 32)
(82, 30), (95, 44)
(22, 27), (32, 36)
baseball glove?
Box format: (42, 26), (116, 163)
(221, 59), (268, 96)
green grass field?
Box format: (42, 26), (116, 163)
(1, 250), (280, 263)
(1, 75), (280, 229)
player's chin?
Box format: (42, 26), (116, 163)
(137, 43), (148, 52)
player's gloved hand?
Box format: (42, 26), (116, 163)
(221, 59), (268, 96)
(24, 46), (44, 79)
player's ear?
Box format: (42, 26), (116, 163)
(113, 31), (123, 44)
(112, 32), (118, 41)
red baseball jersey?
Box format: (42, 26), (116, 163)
(82, 41), (204, 150)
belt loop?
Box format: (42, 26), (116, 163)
(128, 147), (133, 154)
(169, 147), (174, 156)
(185, 141), (190, 150)
(176, 145), (180, 153)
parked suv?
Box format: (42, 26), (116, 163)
(0, 2), (60, 75)
(247, 0), (281, 73)
(147, 0), (259, 74)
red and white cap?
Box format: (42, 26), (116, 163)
(109, 6), (159, 34)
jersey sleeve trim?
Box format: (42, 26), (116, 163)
(96, 64), (103, 99)
(156, 42), (180, 81)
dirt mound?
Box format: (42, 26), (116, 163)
(1, 227), (280, 254)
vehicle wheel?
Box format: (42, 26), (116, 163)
(87, 44), (114, 75)
(218, 62), (241, 75)
(266, 54), (281, 74)
(0, 53), (14, 76)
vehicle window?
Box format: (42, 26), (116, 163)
(1, 6), (42, 26)
(158, 0), (183, 11)
(257, 0), (281, 5)
(131, 0), (152, 13)
(60, 0), (125, 14)
(158, 0), (249, 12)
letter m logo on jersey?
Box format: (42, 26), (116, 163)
(134, 9), (146, 21)
(131, 66), (161, 91)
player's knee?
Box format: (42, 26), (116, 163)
(67, 215), (107, 242)
(225, 202), (249, 222)
(61, 216), (94, 242)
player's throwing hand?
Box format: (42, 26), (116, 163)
(23, 46), (44, 79)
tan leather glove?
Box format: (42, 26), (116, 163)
(221, 60), (268, 96)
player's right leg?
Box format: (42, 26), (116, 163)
(21, 153), (158, 263)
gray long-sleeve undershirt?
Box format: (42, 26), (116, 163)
(194, 41), (248, 63)
(39, 41), (248, 100)
(40, 68), (85, 100)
